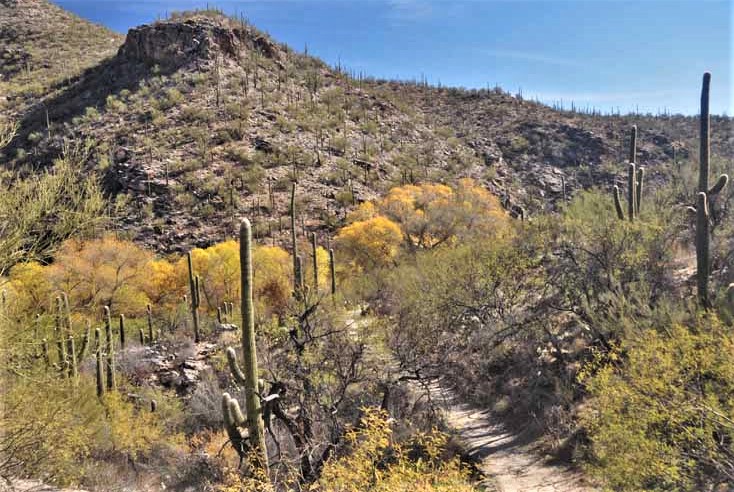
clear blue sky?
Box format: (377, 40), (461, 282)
(55, 0), (732, 115)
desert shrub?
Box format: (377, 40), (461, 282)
(580, 315), (734, 490)
(316, 408), (476, 492)
(45, 235), (154, 316)
(0, 143), (105, 277)
(335, 216), (403, 270)
(0, 375), (180, 487)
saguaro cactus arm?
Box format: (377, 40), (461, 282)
(613, 186), (625, 220)
(635, 167), (644, 216)
(226, 347), (248, 386)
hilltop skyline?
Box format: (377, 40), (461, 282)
(55, 0), (732, 116)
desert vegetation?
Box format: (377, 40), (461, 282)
(0, 2), (733, 491)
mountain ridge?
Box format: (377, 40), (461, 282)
(1, 0), (732, 254)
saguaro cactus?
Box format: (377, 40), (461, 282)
(104, 306), (116, 391)
(613, 126), (644, 221)
(187, 252), (201, 343)
(691, 73), (729, 307)
(224, 218), (269, 472)
(95, 349), (105, 398)
(119, 314), (126, 350)
(329, 248), (336, 296)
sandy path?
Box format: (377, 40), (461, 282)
(421, 379), (598, 492)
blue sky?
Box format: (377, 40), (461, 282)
(55, 0), (732, 115)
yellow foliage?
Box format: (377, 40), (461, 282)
(142, 258), (179, 308)
(337, 181), (508, 269)
(316, 408), (476, 492)
(302, 246), (331, 292)
(8, 261), (53, 314)
(102, 390), (180, 459)
(335, 216), (403, 270)
(347, 201), (379, 222)
(0, 375), (180, 486)
(252, 245), (292, 317)
(580, 317), (734, 490)
(45, 235), (153, 315)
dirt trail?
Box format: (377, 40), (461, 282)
(422, 379), (598, 492)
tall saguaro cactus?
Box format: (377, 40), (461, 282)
(187, 252), (201, 343)
(694, 72), (729, 307)
(225, 218), (269, 473)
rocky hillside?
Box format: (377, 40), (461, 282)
(1, 0), (732, 253)
(0, 0), (122, 116)
(371, 82), (734, 210)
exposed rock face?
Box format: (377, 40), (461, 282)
(118, 18), (281, 70)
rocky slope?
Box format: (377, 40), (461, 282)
(1, 1), (732, 254)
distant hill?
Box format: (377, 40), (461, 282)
(1, 0), (731, 253)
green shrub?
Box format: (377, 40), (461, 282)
(580, 315), (734, 490)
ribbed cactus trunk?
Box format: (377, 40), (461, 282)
(627, 163), (636, 222)
(119, 314), (126, 350)
(239, 218), (269, 473)
(95, 352), (104, 398)
(187, 252), (201, 343)
(104, 306), (116, 391)
(329, 248), (336, 296)
(628, 124), (637, 165)
(635, 167), (645, 216)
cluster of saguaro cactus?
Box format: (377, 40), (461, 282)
(187, 252), (202, 343)
(689, 73), (729, 308)
(613, 125), (645, 221)
(223, 218), (269, 472)
(51, 293), (89, 379)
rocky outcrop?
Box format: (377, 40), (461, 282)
(118, 17), (281, 70)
